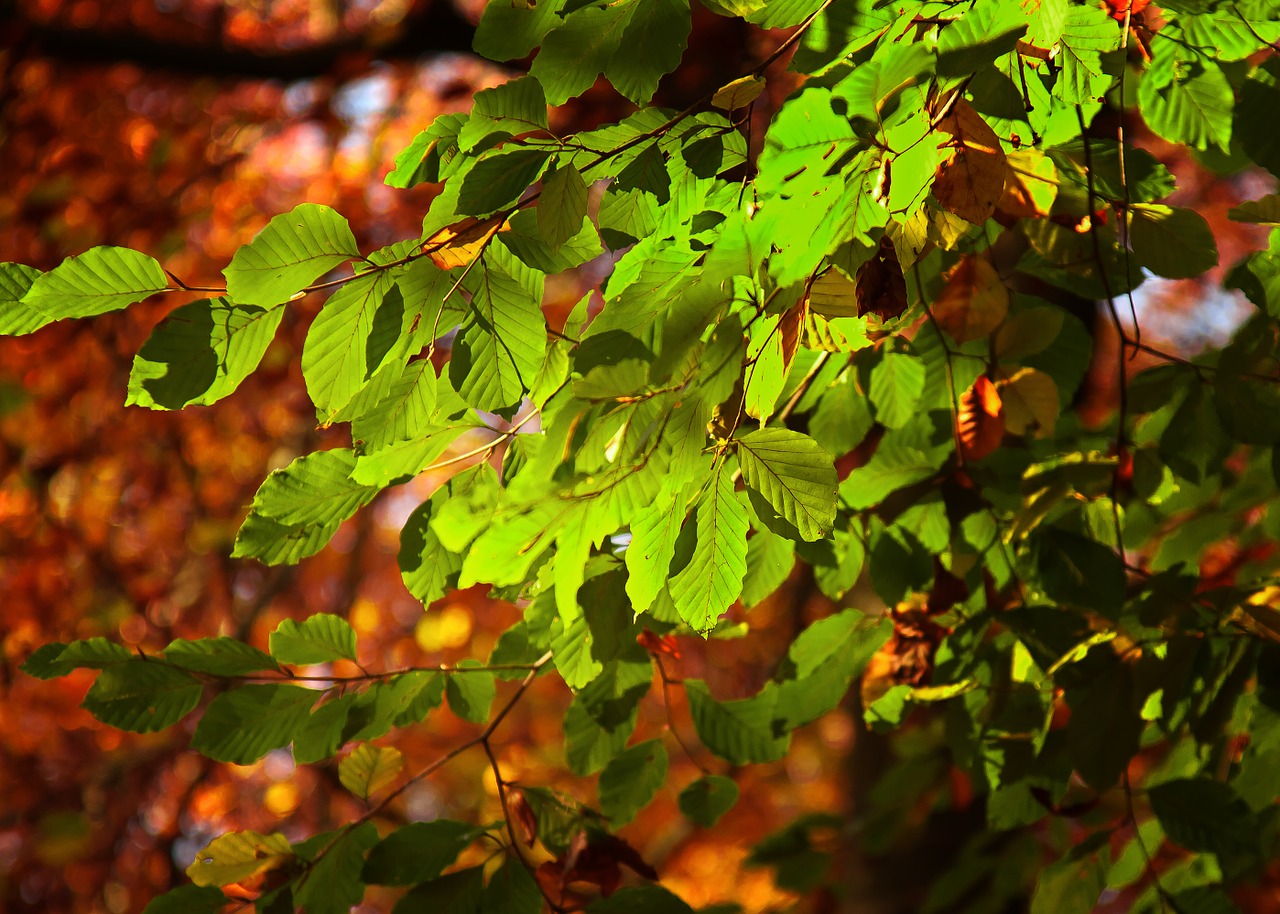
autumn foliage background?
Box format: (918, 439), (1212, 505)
(1, 1), (1277, 912)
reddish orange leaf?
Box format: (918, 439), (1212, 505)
(958, 375), (1005, 462)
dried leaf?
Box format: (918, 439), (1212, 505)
(854, 235), (908, 321)
(931, 255), (1010, 342)
(932, 100), (1008, 226)
(958, 375), (1005, 462)
(778, 294), (808, 371)
(423, 214), (511, 270)
(508, 789), (539, 847)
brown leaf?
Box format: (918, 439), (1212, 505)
(508, 789), (538, 848)
(861, 602), (951, 709)
(423, 214), (510, 270)
(932, 100), (1008, 226)
(778, 293), (808, 371)
(931, 255), (1010, 343)
(854, 235), (907, 321)
(957, 375), (1005, 462)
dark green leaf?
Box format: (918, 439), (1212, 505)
(81, 661), (202, 733)
(191, 684), (317, 763)
(678, 775), (739, 827)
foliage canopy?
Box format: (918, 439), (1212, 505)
(9, 0), (1280, 910)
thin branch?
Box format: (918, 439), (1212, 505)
(655, 656), (713, 777)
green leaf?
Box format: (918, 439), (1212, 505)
(1237, 61), (1280, 178)
(530, 0), (691, 105)
(625, 485), (684, 613)
(599, 739), (668, 826)
(1054, 2), (1121, 105)
(736, 429), (837, 542)
(936, 0), (1027, 78)
(363, 820), (478, 886)
(1148, 778), (1260, 861)
(301, 266), (400, 423)
(191, 684), (317, 763)
(587, 886), (695, 914)
(126, 298), (284, 409)
(538, 165), (589, 252)
(339, 745), (403, 800)
(293, 823), (378, 914)
(399, 497), (464, 608)
(741, 526), (796, 607)
(1030, 836), (1109, 914)
(269, 614), (358, 665)
(451, 254), (547, 414)
(1228, 195), (1280, 225)
(162, 638), (279, 676)
(187, 831), (293, 887)
(445, 661), (496, 723)
(140, 886), (228, 914)
(678, 775), (739, 827)
(473, 0), (563, 62)
(21, 638), (131, 679)
(22, 246), (169, 321)
(1127, 204), (1218, 279)
(1139, 41), (1233, 151)
(669, 463), (750, 634)
(1032, 526), (1125, 617)
(224, 204), (359, 306)
(482, 857), (543, 914)
(458, 148), (552, 216)
(459, 76), (550, 150)
(1067, 661), (1143, 791)
(81, 661), (202, 733)
(745, 0), (824, 29)
(0, 262), (48, 335)
(233, 449), (378, 565)
(686, 680), (789, 764)
(1227, 229), (1280, 318)
(868, 351), (926, 430)
(392, 867), (485, 914)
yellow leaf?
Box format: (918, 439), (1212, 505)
(339, 744), (404, 801)
(931, 255), (1009, 342)
(807, 268), (860, 318)
(932, 100), (1008, 226)
(187, 831), (293, 887)
(423, 215), (510, 270)
(997, 367), (1059, 436)
(712, 75), (766, 111)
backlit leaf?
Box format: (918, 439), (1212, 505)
(224, 204), (359, 306)
(339, 745), (404, 800)
(187, 831), (293, 887)
(736, 429), (837, 541)
(23, 246), (169, 322)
